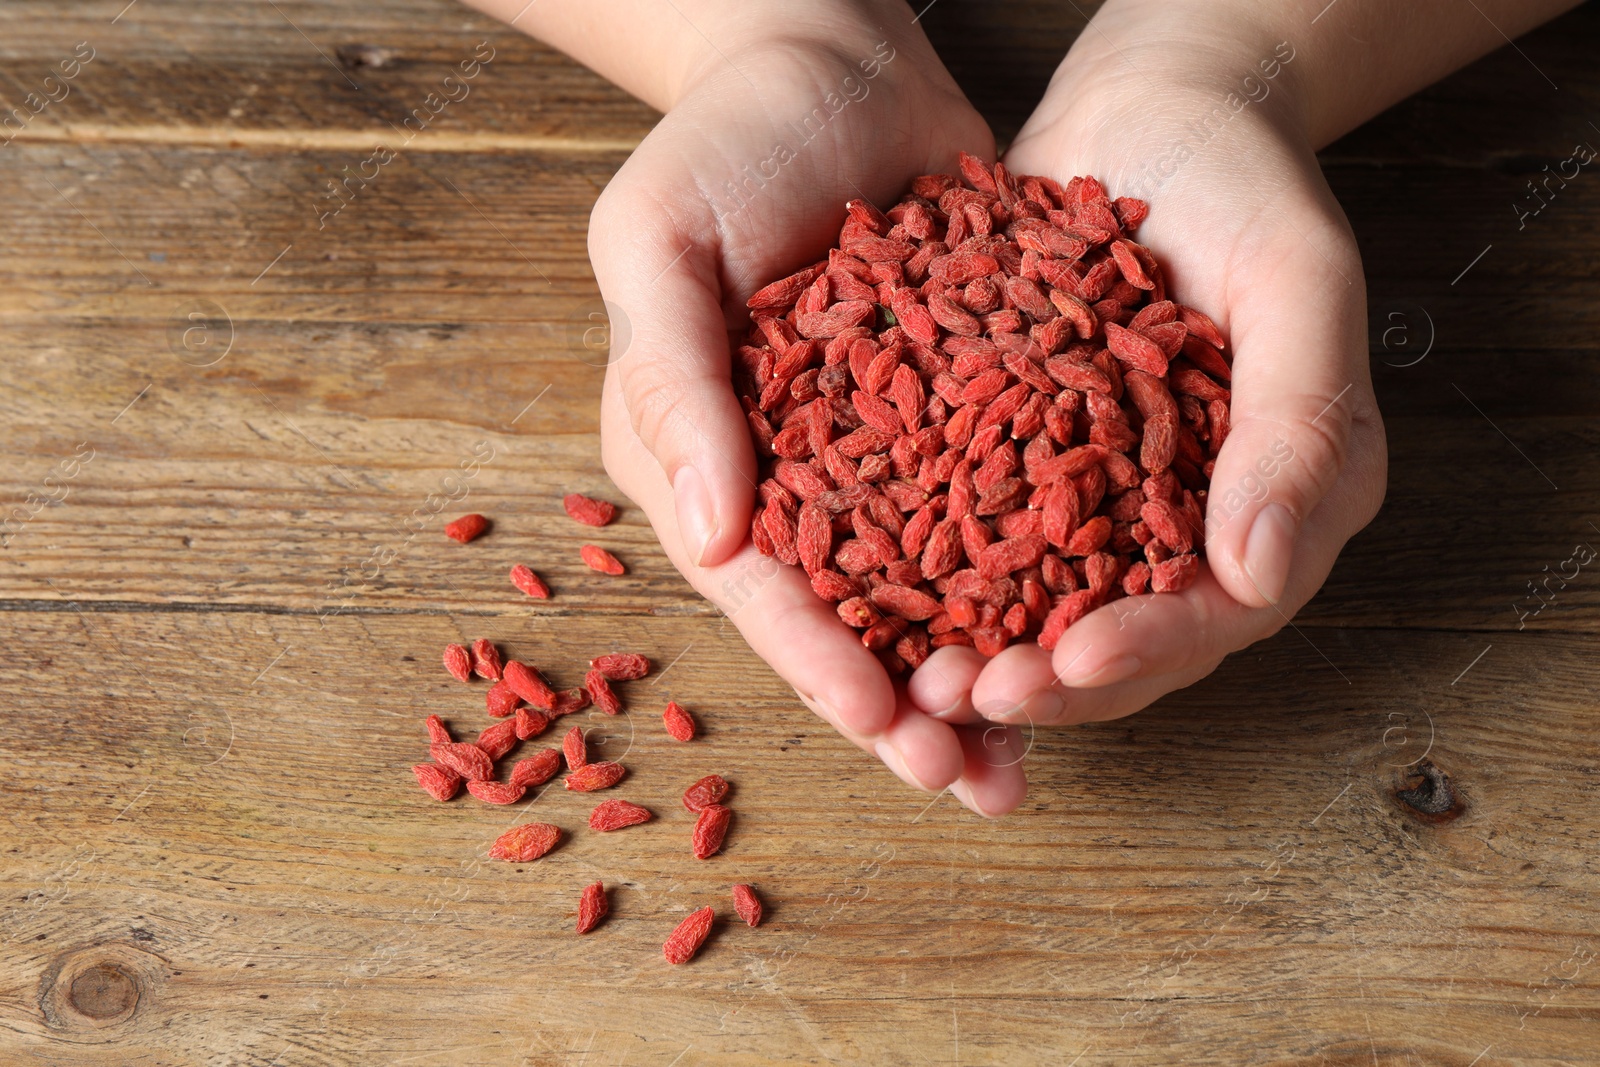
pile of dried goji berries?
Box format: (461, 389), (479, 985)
(414, 498), (761, 964)
(735, 154), (1232, 670)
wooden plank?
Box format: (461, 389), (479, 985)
(1, 614), (1596, 1063)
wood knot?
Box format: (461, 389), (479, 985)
(1395, 760), (1465, 822)
(38, 943), (164, 1033)
(336, 44), (396, 69)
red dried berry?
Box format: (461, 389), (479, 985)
(731, 884), (764, 928)
(577, 880), (609, 934)
(430, 742), (493, 782)
(510, 563), (550, 599)
(469, 639), (503, 681)
(442, 643), (472, 683)
(444, 513), (489, 543)
(486, 681), (523, 718)
(586, 669), (622, 716)
(590, 652), (650, 680)
(589, 799), (653, 831)
(475, 719), (519, 761)
(503, 660), (556, 710)
(564, 761), (625, 792)
(509, 748), (562, 789)
(466, 779), (526, 805)
(563, 493), (617, 527)
(580, 545), (625, 575)
(682, 774), (729, 812)
(488, 822), (560, 862)
(513, 706), (550, 740)
(662, 906), (715, 965)
(550, 687), (592, 717)
(424, 714), (451, 745)
(692, 803), (732, 860)
(662, 701), (697, 742)
(563, 725), (587, 770)
(411, 763), (461, 802)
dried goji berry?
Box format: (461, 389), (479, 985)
(577, 880), (609, 934)
(430, 742), (493, 782)
(513, 706), (549, 740)
(562, 725), (587, 770)
(444, 513), (489, 543)
(550, 687), (592, 717)
(488, 822), (560, 862)
(503, 661), (556, 710)
(682, 774), (729, 812)
(589, 652), (650, 680)
(411, 763), (461, 802)
(475, 719), (519, 761)
(580, 545), (625, 575)
(585, 669), (622, 716)
(466, 779), (525, 805)
(731, 884), (764, 928)
(469, 639), (503, 681)
(662, 701), (696, 742)
(510, 564), (550, 599)
(424, 714), (451, 745)
(662, 906), (715, 964)
(442, 643), (472, 683)
(509, 748), (561, 789)
(692, 803), (732, 859)
(589, 798), (653, 831)
(563, 493), (617, 527)
(564, 760), (625, 792)
(486, 681), (522, 718)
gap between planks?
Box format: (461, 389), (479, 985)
(3, 122), (642, 154)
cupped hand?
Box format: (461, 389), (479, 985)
(909, 7), (1387, 732)
(589, 26), (1027, 815)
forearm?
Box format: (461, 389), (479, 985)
(1098, 0), (1582, 148)
(456, 0), (918, 112)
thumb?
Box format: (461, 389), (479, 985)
(588, 191), (756, 569)
(1203, 240), (1378, 608)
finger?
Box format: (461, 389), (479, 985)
(601, 371), (895, 738)
(588, 173), (755, 570)
(968, 642), (1074, 726)
(1202, 202), (1383, 608)
(975, 657), (1223, 729)
(907, 646), (989, 723)
(949, 723), (1029, 817)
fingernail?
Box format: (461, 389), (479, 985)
(1243, 502), (1296, 605)
(874, 740), (934, 792)
(1059, 654), (1141, 688)
(1014, 688), (1063, 725)
(673, 465), (716, 567)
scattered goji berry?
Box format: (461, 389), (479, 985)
(550, 687), (591, 717)
(564, 760), (625, 792)
(470, 639), (503, 681)
(467, 779), (526, 805)
(662, 906), (715, 964)
(424, 714), (451, 745)
(488, 822), (560, 862)
(510, 563), (550, 599)
(682, 774), (729, 812)
(442, 643), (472, 683)
(486, 680), (523, 718)
(430, 741), (493, 782)
(509, 748), (561, 789)
(513, 706), (549, 740)
(589, 798), (652, 831)
(692, 803), (731, 859)
(444, 513), (489, 543)
(580, 545), (625, 575)
(475, 719), (519, 761)
(411, 763), (461, 802)
(731, 884), (764, 927)
(503, 660), (556, 710)
(585, 669), (622, 716)
(577, 880), (609, 933)
(589, 653), (650, 680)
(563, 493), (617, 527)
(662, 701), (696, 742)
(563, 725), (587, 770)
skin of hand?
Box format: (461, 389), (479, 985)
(905, 1), (1390, 738)
(586, 13), (1031, 816)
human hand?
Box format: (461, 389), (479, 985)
(905, 0), (1387, 735)
(589, 10), (1030, 815)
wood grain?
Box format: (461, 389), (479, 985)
(2, 0), (1598, 1064)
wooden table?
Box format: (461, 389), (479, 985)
(3, 2), (1597, 1063)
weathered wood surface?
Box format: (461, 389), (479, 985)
(1, 1), (1597, 1064)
